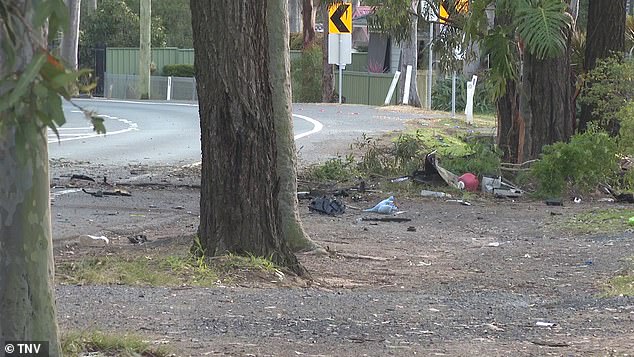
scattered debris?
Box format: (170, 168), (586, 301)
(421, 190), (451, 198)
(550, 211), (563, 216)
(481, 176), (524, 198)
(487, 242), (501, 247)
(597, 198), (615, 202)
(364, 196), (398, 214)
(545, 198), (563, 206)
(70, 174), (96, 182)
(629, 217), (634, 226)
(458, 173), (479, 192)
(309, 196), (345, 216)
(535, 321), (557, 328)
(530, 340), (569, 348)
(390, 176), (410, 183)
(128, 234), (149, 244)
(407, 226), (417, 232)
(361, 217), (412, 223)
(601, 184), (634, 203)
(297, 191), (312, 200)
(80, 234), (109, 246)
(82, 188), (131, 197)
(337, 252), (389, 261)
(446, 199), (472, 206)
(574, 197), (582, 204)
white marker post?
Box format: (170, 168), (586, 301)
(166, 76), (172, 101)
(384, 71), (401, 105)
(403, 65), (413, 105)
(451, 71), (456, 118)
(465, 75), (478, 125)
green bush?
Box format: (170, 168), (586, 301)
(618, 101), (634, 155)
(291, 46), (322, 102)
(531, 129), (619, 196)
(163, 64), (195, 77)
(442, 140), (502, 178)
(579, 56), (634, 133)
(432, 72), (496, 114)
(305, 155), (358, 182)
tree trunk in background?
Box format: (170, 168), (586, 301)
(267, 0), (323, 253)
(302, 0), (316, 49)
(61, 0), (81, 69)
(289, 0), (302, 33)
(398, 0), (421, 107)
(579, 0), (626, 131)
(0, 1), (60, 354)
(518, 51), (573, 161)
(86, 0), (96, 12)
(139, 0), (151, 99)
(322, 5), (334, 102)
(497, 80), (521, 162)
(191, 1), (306, 275)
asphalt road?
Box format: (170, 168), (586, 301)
(50, 99), (420, 166)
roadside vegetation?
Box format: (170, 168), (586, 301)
(56, 238), (284, 287)
(61, 330), (171, 357)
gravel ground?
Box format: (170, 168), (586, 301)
(51, 164), (634, 356)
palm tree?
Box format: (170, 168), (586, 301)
(463, 0), (573, 162)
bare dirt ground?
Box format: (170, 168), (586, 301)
(49, 159), (634, 357)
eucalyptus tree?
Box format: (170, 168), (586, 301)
(1, 0), (102, 352)
(190, 1), (306, 275)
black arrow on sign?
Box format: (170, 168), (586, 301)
(330, 4), (350, 33)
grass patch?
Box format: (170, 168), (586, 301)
(61, 330), (170, 356)
(559, 208), (634, 234)
(604, 274), (634, 297)
(57, 253), (219, 287)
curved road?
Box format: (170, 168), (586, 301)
(51, 99), (422, 166)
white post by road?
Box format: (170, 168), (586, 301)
(384, 71), (401, 105)
(403, 65), (412, 105)
(427, 21), (433, 110)
(166, 76), (172, 101)
(465, 75), (478, 124)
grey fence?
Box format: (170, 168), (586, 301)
(104, 73), (197, 101)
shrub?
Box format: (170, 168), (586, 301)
(305, 155), (358, 182)
(618, 101), (634, 155)
(442, 140), (502, 178)
(291, 46), (322, 102)
(578, 56), (634, 133)
(531, 129), (619, 196)
(163, 64), (195, 77)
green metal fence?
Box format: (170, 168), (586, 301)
(106, 47), (195, 75)
(334, 71), (398, 106)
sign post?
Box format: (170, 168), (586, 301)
(328, 2), (352, 104)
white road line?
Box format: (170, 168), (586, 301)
(72, 98), (199, 107)
(182, 113), (323, 168)
(293, 114), (323, 140)
(47, 115), (138, 143)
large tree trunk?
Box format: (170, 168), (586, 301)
(302, 0), (316, 49)
(191, 1), (306, 275)
(0, 1), (60, 354)
(518, 51), (573, 162)
(321, 5), (334, 102)
(267, 0), (322, 253)
(398, 0), (422, 107)
(61, 0), (81, 70)
(579, 0), (627, 131)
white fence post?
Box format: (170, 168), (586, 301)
(384, 71), (401, 105)
(403, 65), (412, 105)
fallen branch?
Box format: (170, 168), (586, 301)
(530, 340), (569, 348)
(337, 252), (389, 261)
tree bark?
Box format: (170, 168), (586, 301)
(0, 1), (60, 354)
(267, 0), (322, 253)
(579, 0), (627, 131)
(496, 80), (521, 162)
(289, 0), (302, 33)
(302, 0), (316, 49)
(191, 1), (306, 275)
(518, 51), (573, 161)
(398, 0), (422, 107)
(139, 0), (151, 99)
(61, 0), (81, 70)
(321, 5), (334, 102)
